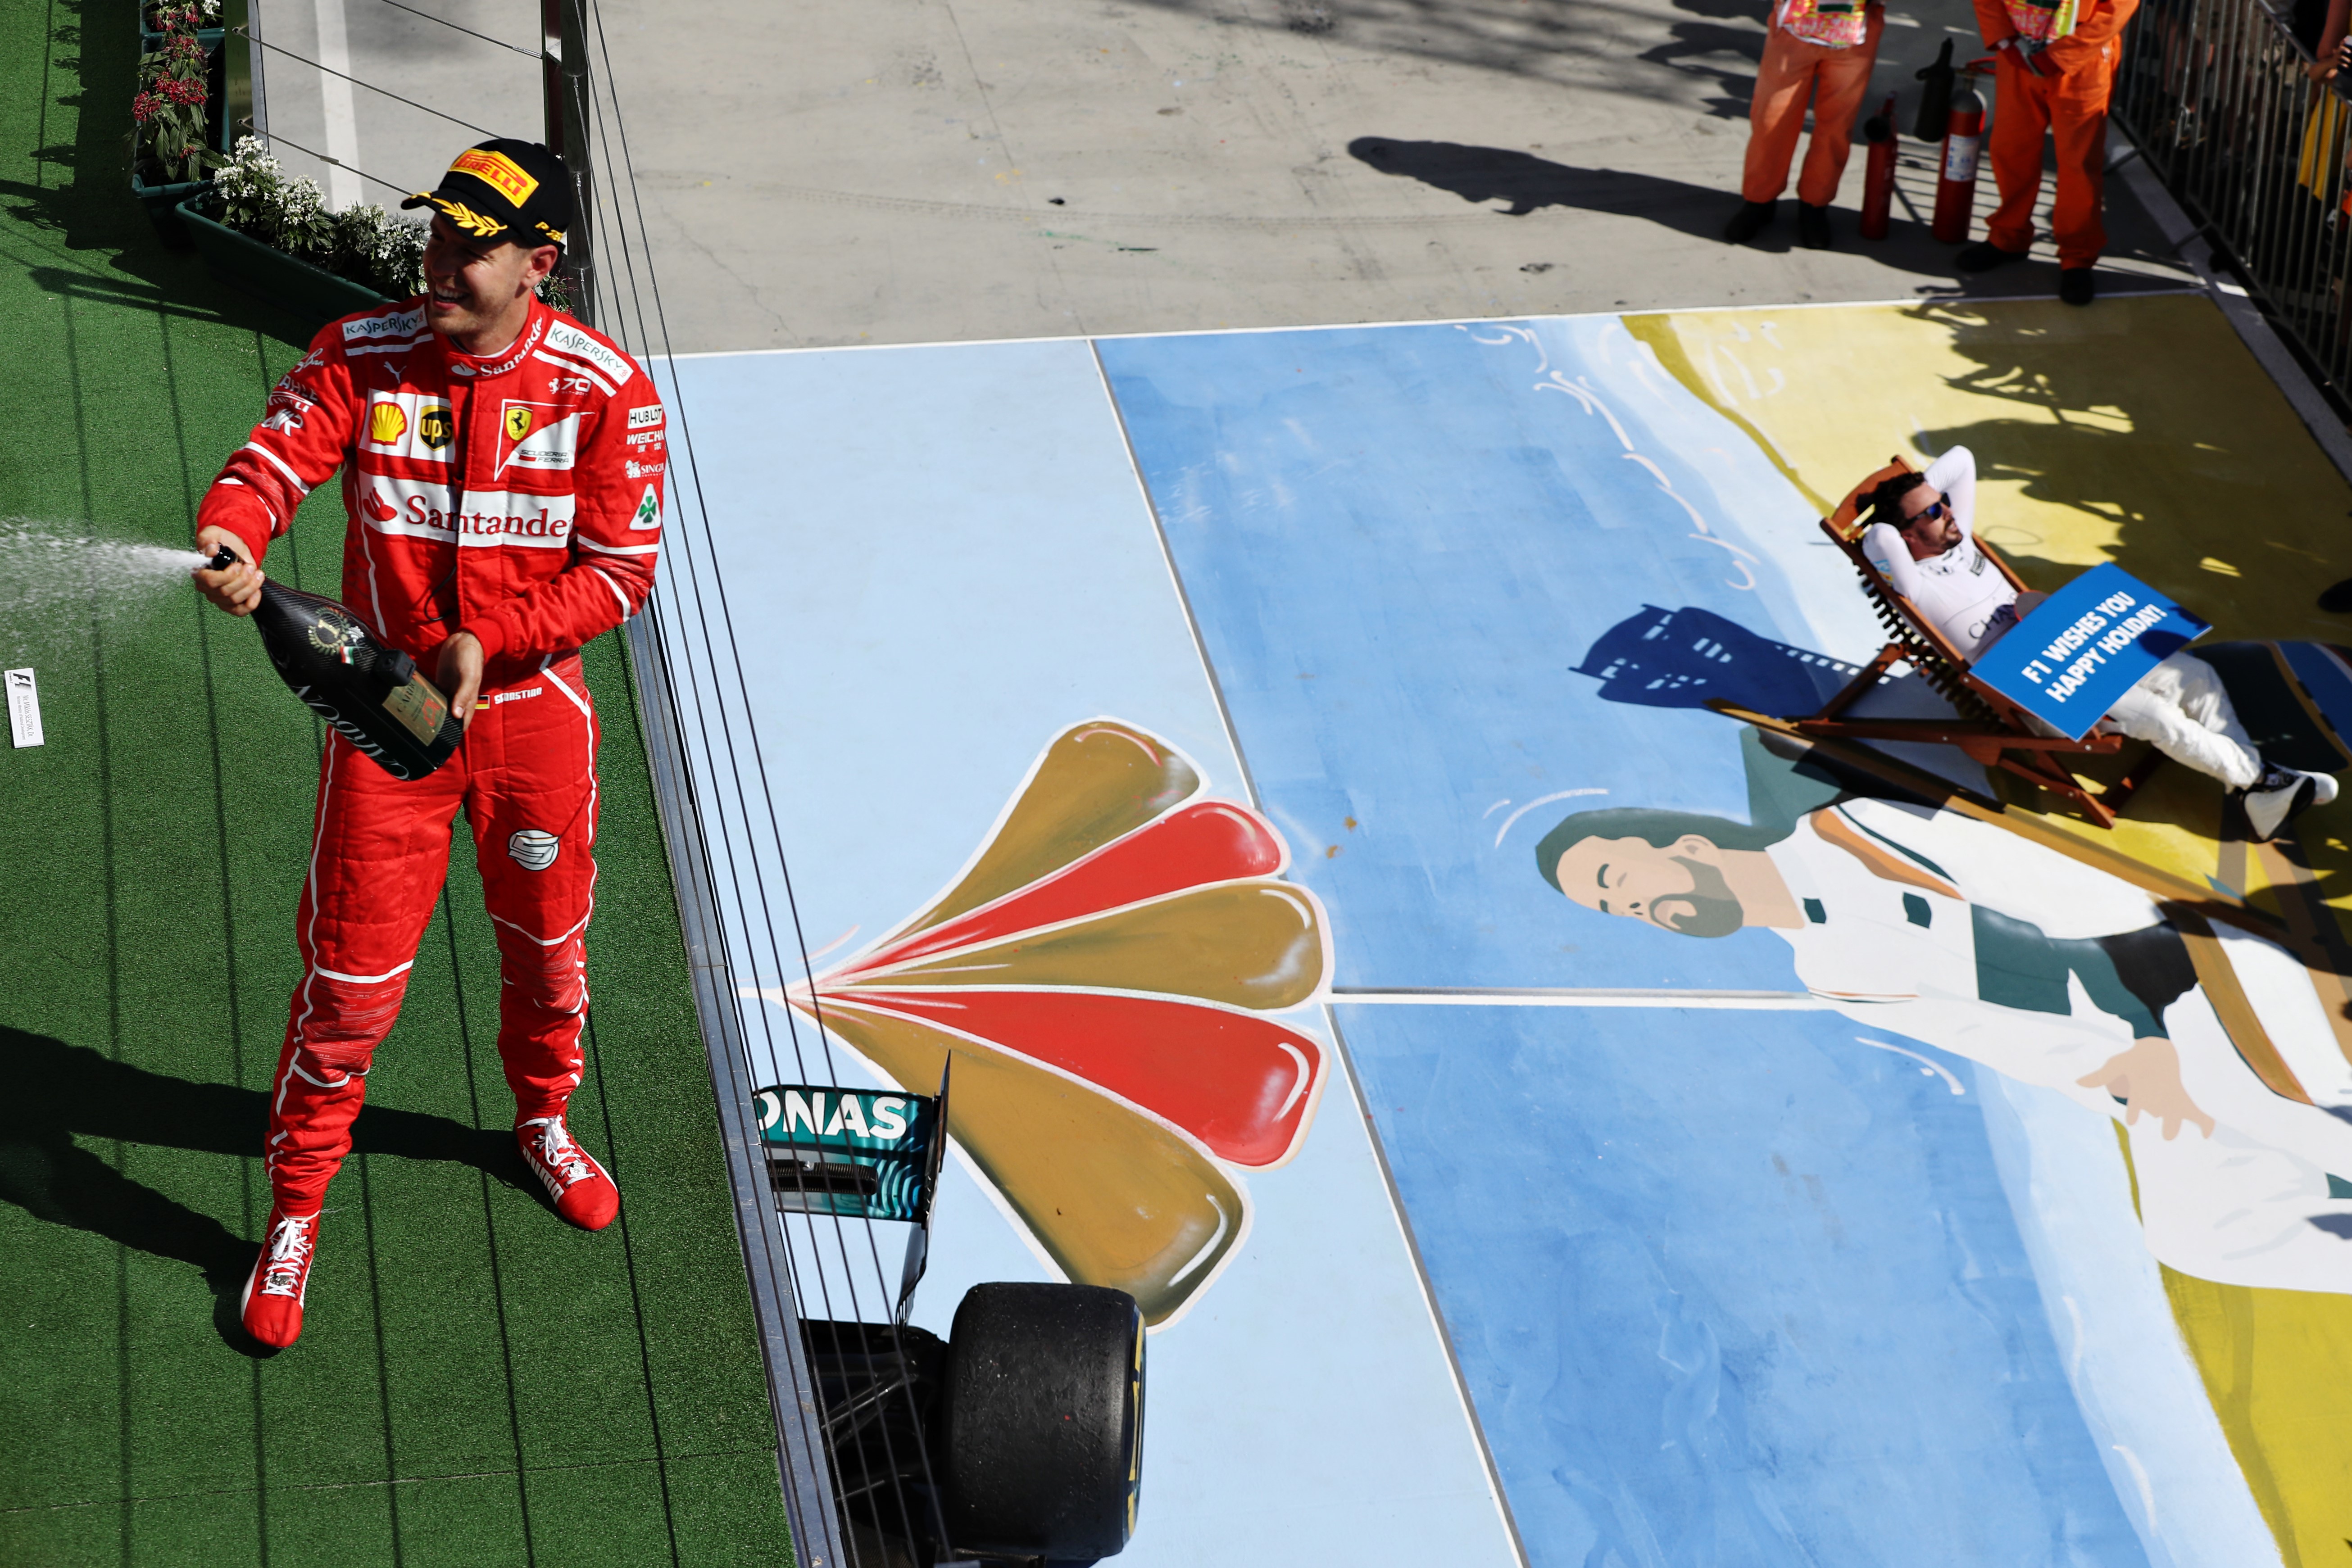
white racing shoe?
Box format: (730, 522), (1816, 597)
(2241, 766), (2339, 842)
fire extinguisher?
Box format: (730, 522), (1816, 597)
(1859, 95), (1897, 240)
(1931, 59), (1996, 244)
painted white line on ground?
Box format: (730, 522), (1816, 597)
(663, 289), (2211, 363)
(1331, 987), (1829, 1009)
(313, 0), (360, 211)
(1319, 1003), (1535, 1568)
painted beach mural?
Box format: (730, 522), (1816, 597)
(662, 295), (2352, 1564)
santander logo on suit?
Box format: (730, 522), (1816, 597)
(359, 476), (576, 548)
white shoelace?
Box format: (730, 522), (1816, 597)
(527, 1119), (595, 1186)
(260, 1215), (315, 1297)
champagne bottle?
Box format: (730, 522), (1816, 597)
(207, 546), (463, 779)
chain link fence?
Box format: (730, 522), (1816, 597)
(2114, 0), (2352, 407)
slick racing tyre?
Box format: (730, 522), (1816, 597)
(940, 1282), (1144, 1559)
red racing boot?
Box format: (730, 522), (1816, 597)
(519, 1117), (620, 1230)
(240, 1208), (320, 1349)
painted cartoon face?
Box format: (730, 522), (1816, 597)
(1551, 834), (1743, 938)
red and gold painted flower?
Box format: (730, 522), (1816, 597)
(752, 720), (1334, 1328)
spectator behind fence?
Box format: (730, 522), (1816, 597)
(1957, 0), (2139, 304)
(2300, 0), (2352, 77)
(1724, 0), (1888, 250)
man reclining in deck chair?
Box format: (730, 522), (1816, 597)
(1862, 446), (2339, 840)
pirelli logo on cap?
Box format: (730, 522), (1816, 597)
(450, 148), (539, 205)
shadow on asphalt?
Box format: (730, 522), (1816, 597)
(1349, 135), (1739, 231)
(1347, 134), (2190, 295)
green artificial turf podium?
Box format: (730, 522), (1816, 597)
(0, 4), (791, 1563)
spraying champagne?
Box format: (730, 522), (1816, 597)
(205, 546), (463, 779)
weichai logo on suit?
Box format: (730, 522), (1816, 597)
(358, 476), (575, 548)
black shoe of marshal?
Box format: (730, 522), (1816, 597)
(1956, 240), (2030, 273)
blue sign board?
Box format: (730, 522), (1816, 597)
(1970, 562), (2209, 739)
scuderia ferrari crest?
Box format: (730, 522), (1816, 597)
(630, 485), (660, 530)
(495, 400), (577, 475)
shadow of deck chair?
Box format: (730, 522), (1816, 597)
(1787, 455), (2160, 829)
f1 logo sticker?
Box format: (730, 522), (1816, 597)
(7, 668), (43, 748)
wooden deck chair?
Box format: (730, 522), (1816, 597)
(1790, 455), (2159, 829)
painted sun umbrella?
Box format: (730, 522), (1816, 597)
(751, 720), (1335, 1327)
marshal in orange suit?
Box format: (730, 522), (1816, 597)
(1725, 0), (1888, 250)
(1959, 0), (2140, 304)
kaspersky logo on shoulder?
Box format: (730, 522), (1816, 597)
(343, 308), (427, 342)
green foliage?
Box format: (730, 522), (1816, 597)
(141, 0), (222, 25)
(213, 137), (430, 299)
(331, 201), (430, 299)
(213, 137), (329, 254)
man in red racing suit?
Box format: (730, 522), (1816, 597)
(192, 140), (665, 1349)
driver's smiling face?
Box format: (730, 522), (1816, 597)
(1552, 834), (1742, 936)
(421, 213), (537, 340)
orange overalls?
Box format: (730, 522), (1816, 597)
(1974, 0), (2140, 266)
(1742, 0), (1888, 206)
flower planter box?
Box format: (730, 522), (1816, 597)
(129, 33), (230, 248)
(132, 168), (213, 248)
(140, 25), (224, 48)
(177, 196), (390, 330)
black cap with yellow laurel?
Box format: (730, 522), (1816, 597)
(401, 140), (573, 249)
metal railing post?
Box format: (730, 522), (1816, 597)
(223, 0), (256, 139)
(540, 0), (595, 325)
